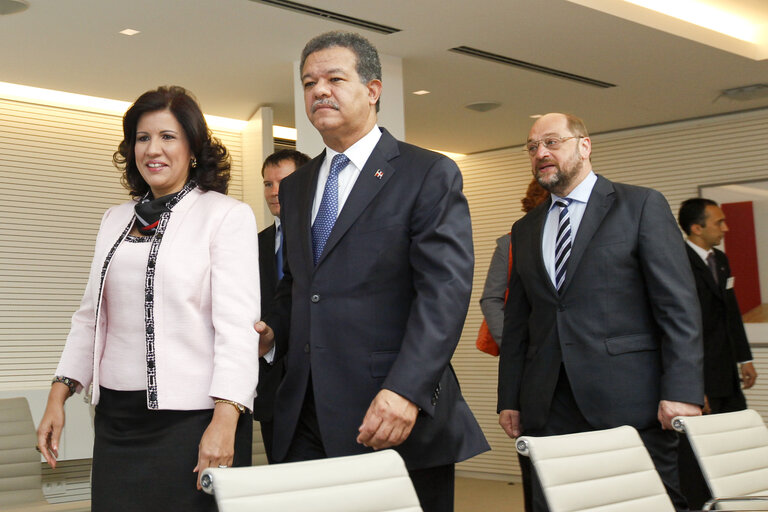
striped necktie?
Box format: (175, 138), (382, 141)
(554, 198), (572, 292)
(312, 153), (349, 265)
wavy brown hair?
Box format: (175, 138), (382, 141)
(521, 178), (550, 213)
(114, 86), (230, 197)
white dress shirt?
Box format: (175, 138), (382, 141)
(311, 125), (382, 223)
(542, 171), (598, 287)
(274, 216), (282, 254)
(686, 238), (712, 264)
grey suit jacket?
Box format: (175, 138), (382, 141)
(268, 128), (489, 469)
(498, 175), (704, 431)
(480, 233), (511, 345)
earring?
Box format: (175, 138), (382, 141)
(190, 157), (197, 168)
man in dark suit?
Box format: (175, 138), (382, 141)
(253, 149), (309, 463)
(678, 198), (757, 409)
(497, 113), (704, 511)
(256, 31), (488, 512)
(676, 198), (758, 508)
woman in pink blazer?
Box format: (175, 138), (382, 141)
(36, 86), (260, 511)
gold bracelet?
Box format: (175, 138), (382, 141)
(214, 399), (246, 414)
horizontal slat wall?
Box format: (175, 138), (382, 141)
(454, 108), (768, 477)
(745, 347), (768, 425)
(0, 97), (243, 391)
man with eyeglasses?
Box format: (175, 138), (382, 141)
(498, 113), (704, 511)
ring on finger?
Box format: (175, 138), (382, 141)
(217, 464), (228, 468)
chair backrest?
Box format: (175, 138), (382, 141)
(0, 397), (46, 506)
(516, 425), (675, 512)
(201, 449), (422, 512)
(673, 409), (768, 501)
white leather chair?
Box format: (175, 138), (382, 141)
(0, 397), (90, 511)
(201, 449), (422, 512)
(673, 409), (768, 510)
(516, 425), (674, 512)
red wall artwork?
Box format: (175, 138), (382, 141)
(721, 201), (761, 314)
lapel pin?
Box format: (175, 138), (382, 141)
(374, 169), (383, 179)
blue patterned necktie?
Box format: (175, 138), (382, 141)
(554, 198), (572, 292)
(312, 153), (349, 265)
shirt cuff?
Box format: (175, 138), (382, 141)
(263, 345), (276, 364)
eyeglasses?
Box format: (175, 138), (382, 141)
(524, 136), (582, 156)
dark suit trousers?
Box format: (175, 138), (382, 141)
(678, 394), (747, 509)
(282, 379), (455, 512)
(526, 366), (687, 512)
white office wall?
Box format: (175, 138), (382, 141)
(455, 107), (768, 478)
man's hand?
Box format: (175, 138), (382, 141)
(741, 362), (757, 389)
(254, 321), (274, 358)
(499, 409), (521, 439)
(657, 400), (701, 430)
(356, 389), (418, 450)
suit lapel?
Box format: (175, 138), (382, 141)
(559, 175), (614, 294)
(297, 154), (323, 277)
(685, 244), (723, 298)
(531, 203), (557, 296)
(314, 129), (399, 267)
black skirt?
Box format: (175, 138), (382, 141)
(91, 387), (252, 512)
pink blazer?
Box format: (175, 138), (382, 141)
(56, 187), (260, 410)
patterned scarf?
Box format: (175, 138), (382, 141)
(133, 180), (196, 235)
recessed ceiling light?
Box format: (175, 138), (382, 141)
(412, 90), (430, 95)
(464, 101), (501, 113)
(119, 28), (140, 36)
(0, 0), (29, 15)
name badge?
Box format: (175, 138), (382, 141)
(726, 276), (735, 289)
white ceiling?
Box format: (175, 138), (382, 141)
(2, 0), (768, 154)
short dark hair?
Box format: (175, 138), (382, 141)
(261, 149), (311, 177)
(300, 31), (381, 111)
(678, 197), (718, 235)
(114, 86), (231, 197)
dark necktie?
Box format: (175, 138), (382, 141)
(275, 224), (284, 280)
(312, 153), (349, 265)
(706, 252), (719, 285)
(554, 198), (572, 292)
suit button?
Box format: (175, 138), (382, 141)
(311, 294), (320, 303)
(431, 397), (437, 406)
(558, 304), (565, 312)
(304, 344), (310, 353)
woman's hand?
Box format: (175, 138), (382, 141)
(36, 382), (71, 468)
(193, 402), (240, 490)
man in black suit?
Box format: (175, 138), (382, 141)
(678, 198), (757, 410)
(676, 198), (758, 508)
(253, 149), (309, 463)
(256, 31), (488, 511)
(498, 113), (704, 511)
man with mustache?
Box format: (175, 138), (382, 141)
(257, 31), (488, 511)
(498, 113), (704, 511)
